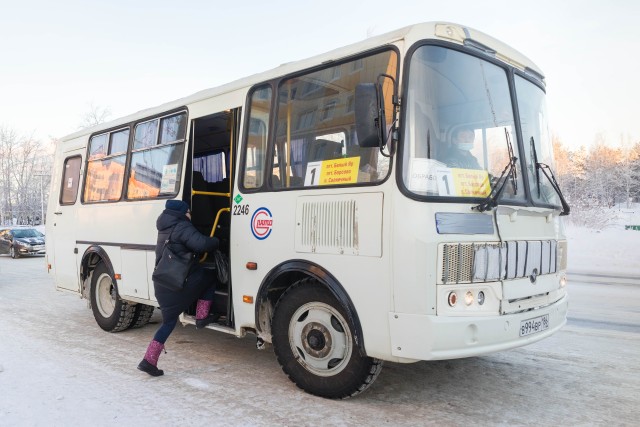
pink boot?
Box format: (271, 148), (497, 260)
(137, 340), (164, 376)
(195, 299), (212, 320)
(195, 299), (218, 329)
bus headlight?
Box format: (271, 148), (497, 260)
(438, 284), (500, 315)
(464, 291), (474, 306)
(560, 275), (567, 288)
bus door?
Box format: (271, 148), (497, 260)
(51, 148), (84, 292)
(188, 108), (240, 322)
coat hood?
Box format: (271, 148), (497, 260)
(156, 209), (188, 232)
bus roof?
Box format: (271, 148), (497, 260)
(61, 22), (543, 142)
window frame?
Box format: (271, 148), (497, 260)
(396, 39), (532, 208)
(239, 45), (400, 194)
(59, 155), (82, 205)
(240, 84), (274, 191)
(80, 107), (189, 205)
(82, 126), (131, 204)
(125, 109), (189, 201)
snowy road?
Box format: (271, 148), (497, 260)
(1, 256), (639, 426)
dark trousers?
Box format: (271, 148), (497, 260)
(152, 280), (216, 344)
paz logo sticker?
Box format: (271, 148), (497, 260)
(251, 207), (273, 240)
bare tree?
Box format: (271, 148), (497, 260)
(617, 142), (640, 208)
(0, 127), (51, 225)
(0, 126), (16, 224)
(79, 102), (112, 129)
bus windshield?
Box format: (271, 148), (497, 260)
(401, 45), (524, 203)
(515, 75), (560, 207)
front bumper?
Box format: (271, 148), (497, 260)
(17, 245), (46, 256)
(388, 294), (568, 361)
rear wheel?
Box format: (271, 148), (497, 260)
(272, 278), (383, 399)
(128, 304), (155, 329)
(90, 262), (135, 332)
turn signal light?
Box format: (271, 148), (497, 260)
(246, 262), (257, 270)
(243, 295), (254, 304)
(448, 292), (457, 307)
(477, 291), (485, 305)
(114, 273), (122, 280)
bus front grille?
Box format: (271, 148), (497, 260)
(440, 240), (558, 284)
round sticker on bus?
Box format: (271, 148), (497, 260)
(251, 207), (273, 240)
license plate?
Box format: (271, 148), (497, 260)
(519, 314), (549, 337)
(33, 245), (44, 250)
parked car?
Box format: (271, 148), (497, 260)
(0, 226), (46, 258)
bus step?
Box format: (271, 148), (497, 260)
(180, 313), (235, 335)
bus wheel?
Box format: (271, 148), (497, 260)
(90, 262), (135, 332)
(272, 278), (383, 399)
(128, 304), (155, 329)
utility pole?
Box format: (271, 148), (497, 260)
(33, 172), (48, 225)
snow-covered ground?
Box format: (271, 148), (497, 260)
(0, 223), (638, 426)
(566, 224), (640, 276)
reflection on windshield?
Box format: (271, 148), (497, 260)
(402, 45), (524, 202)
(515, 75), (559, 207)
(13, 229), (43, 238)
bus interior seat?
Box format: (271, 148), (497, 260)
(302, 139), (343, 185)
(308, 139), (343, 162)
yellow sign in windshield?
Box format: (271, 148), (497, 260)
(436, 168), (491, 197)
(305, 156), (361, 186)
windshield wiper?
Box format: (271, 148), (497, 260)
(530, 136), (542, 197)
(530, 137), (570, 216)
(472, 128), (518, 213)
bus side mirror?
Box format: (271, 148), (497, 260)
(355, 83), (386, 148)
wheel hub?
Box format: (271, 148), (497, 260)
(301, 322), (332, 358)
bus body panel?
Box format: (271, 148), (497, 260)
(229, 184), (396, 359)
(120, 249), (151, 300)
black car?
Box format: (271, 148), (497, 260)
(0, 227), (46, 258)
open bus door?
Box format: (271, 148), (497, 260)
(183, 108), (240, 328)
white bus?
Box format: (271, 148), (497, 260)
(46, 22), (569, 398)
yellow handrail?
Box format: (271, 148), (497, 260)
(199, 207), (231, 262)
(192, 190), (230, 198)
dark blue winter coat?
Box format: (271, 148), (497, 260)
(153, 208), (219, 320)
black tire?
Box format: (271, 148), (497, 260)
(272, 278), (383, 399)
(90, 262), (135, 332)
(10, 246), (19, 259)
(128, 304), (155, 329)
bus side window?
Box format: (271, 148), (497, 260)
(271, 50), (396, 189)
(127, 112), (187, 199)
(60, 156), (82, 205)
(242, 86), (272, 190)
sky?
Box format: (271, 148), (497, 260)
(1, 0), (639, 151)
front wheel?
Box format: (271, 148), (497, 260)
(10, 246), (19, 259)
(90, 262), (135, 332)
(272, 278), (383, 399)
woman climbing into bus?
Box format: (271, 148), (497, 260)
(137, 199), (220, 377)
